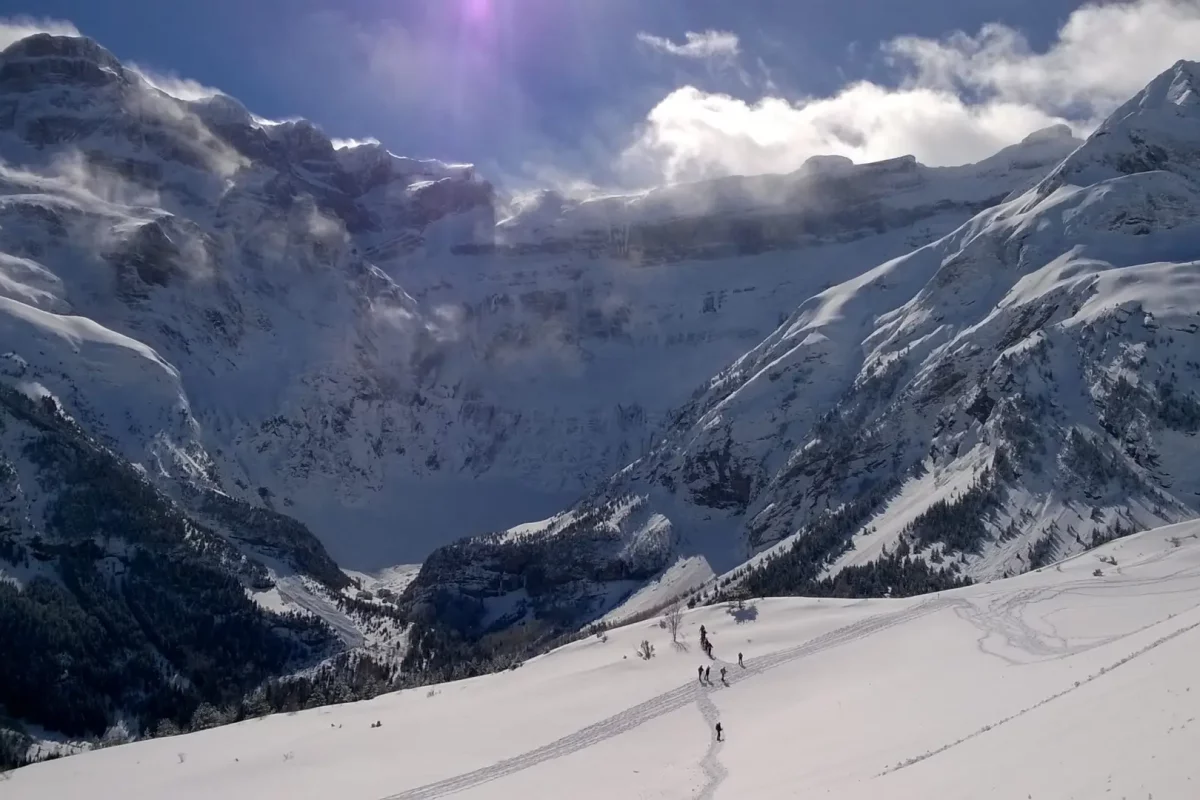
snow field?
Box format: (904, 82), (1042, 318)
(12, 520), (1200, 799)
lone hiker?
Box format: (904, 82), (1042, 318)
(720, 666), (727, 683)
(738, 652), (744, 668)
(715, 722), (723, 742)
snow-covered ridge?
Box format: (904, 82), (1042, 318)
(495, 126), (1082, 253)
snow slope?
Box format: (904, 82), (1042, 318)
(11, 519), (1200, 799)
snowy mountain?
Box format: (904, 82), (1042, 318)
(403, 61), (1200, 659)
(10, 521), (1200, 798)
(8, 28), (1195, 755)
(0, 31), (1085, 573)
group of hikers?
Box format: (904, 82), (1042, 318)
(697, 626), (745, 668)
(695, 625), (746, 742)
(699, 624), (715, 658)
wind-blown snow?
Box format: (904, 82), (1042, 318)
(10, 520), (1200, 798)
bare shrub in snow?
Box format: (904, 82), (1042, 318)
(664, 601), (683, 643)
(636, 639), (655, 660)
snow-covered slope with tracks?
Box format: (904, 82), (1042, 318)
(11, 520), (1200, 799)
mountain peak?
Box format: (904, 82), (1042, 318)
(1021, 123), (1075, 144)
(1034, 60), (1200, 194)
(0, 33), (128, 91)
(1138, 59), (1200, 111)
(0, 32), (123, 73)
(798, 154), (855, 175)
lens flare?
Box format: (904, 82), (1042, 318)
(463, 0), (491, 24)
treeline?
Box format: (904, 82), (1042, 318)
(709, 462), (1001, 602)
(0, 650), (415, 770)
(0, 387), (342, 769)
(196, 489), (349, 591)
(717, 535), (970, 603)
(401, 494), (672, 677)
(800, 541), (972, 599)
(903, 467), (1003, 553)
(722, 477), (902, 600)
(155, 651), (406, 735)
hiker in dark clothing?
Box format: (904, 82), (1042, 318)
(704, 666), (711, 683)
(738, 652), (744, 668)
(720, 666), (727, 684)
(715, 722), (723, 742)
(698, 665), (704, 683)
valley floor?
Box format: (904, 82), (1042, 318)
(12, 521), (1200, 799)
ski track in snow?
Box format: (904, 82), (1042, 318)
(379, 600), (945, 800)
(381, 557), (1200, 799)
(882, 614), (1200, 776)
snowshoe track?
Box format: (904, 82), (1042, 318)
(693, 685), (727, 800)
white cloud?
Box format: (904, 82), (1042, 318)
(623, 0), (1200, 185)
(886, 0), (1200, 114)
(0, 16), (80, 50)
(636, 30), (740, 61)
(623, 83), (1064, 183)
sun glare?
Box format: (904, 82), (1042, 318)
(463, 0), (492, 24)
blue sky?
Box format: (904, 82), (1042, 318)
(3, 0), (1200, 190)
